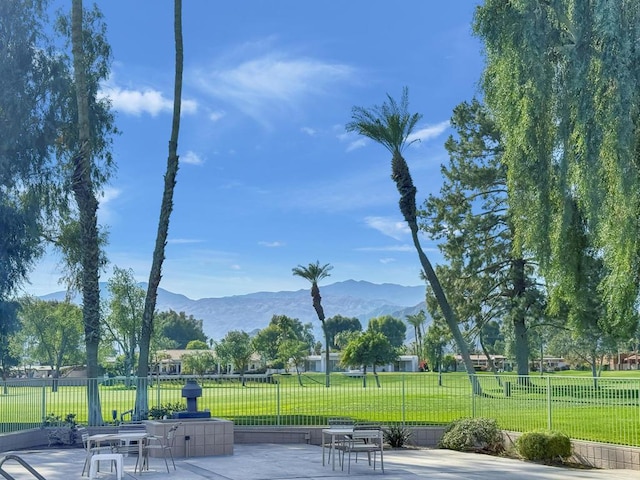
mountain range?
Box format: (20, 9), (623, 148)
(42, 280), (429, 342)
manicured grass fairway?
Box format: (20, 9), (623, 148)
(1, 372), (638, 446)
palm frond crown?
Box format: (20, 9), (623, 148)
(346, 86), (422, 155)
(292, 261), (333, 286)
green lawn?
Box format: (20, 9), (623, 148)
(1, 371), (639, 446)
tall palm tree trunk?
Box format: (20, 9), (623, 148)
(393, 152), (478, 390)
(71, 0), (102, 426)
(311, 284), (330, 388)
(136, 0), (183, 418)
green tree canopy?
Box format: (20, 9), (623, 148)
(253, 314), (314, 369)
(19, 298), (84, 377)
(0, 0), (70, 298)
(181, 350), (216, 376)
(215, 330), (253, 386)
(325, 315), (362, 349)
(155, 310), (207, 349)
(103, 267), (144, 378)
(474, 0), (640, 330)
(420, 99), (546, 376)
(341, 330), (397, 387)
(0, 301), (21, 383)
(186, 340), (209, 350)
(367, 315), (406, 348)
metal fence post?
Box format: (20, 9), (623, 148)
(546, 375), (552, 429)
(471, 375), (477, 418)
(41, 380), (46, 422)
(276, 379), (281, 426)
(156, 375), (161, 408)
(401, 374), (406, 424)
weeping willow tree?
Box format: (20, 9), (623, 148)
(474, 0), (640, 336)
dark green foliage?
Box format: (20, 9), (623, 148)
(368, 315), (406, 348)
(438, 417), (503, 454)
(516, 430), (571, 462)
(42, 412), (78, 428)
(148, 402), (186, 420)
(156, 310), (207, 349)
(325, 315), (361, 349)
(384, 424), (412, 448)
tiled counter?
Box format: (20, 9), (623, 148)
(145, 418), (233, 457)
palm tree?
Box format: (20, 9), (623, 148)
(346, 88), (478, 389)
(135, 0), (184, 418)
(405, 310), (426, 361)
(71, 0), (103, 425)
(292, 261), (333, 387)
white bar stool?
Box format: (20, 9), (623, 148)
(89, 453), (123, 480)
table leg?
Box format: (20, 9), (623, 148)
(331, 434), (336, 470)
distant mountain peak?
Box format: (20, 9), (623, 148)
(39, 280), (428, 341)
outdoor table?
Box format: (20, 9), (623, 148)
(321, 427), (353, 470)
(86, 432), (148, 475)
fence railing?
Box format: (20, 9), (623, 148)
(1, 373), (638, 447)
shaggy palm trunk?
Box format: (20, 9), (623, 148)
(71, 0), (102, 425)
(391, 152), (479, 391)
(136, 0), (183, 418)
(310, 284), (330, 388)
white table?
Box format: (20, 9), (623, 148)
(87, 432), (148, 474)
(321, 427), (353, 470)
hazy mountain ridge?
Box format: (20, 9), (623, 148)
(41, 280), (429, 341)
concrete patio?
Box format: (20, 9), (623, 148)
(1, 443), (637, 480)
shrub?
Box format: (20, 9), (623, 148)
(516, 430), (571, 462)
(42, 412), (77, 428)
(438, 417), (503, 454)
(383, 424), (412, 448)
(148, 402), (186, 420)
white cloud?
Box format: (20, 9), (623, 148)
(356, 245), (414, 252)
(167, 238), (204, 244)
(340, 121), (449, 152)
(99, 187), (121, 205)
(97, 187), (121, 224)
(181, 150), (204, 165)
(99, 83), (198, 117)
(230, 264), (242, 270)
(379, 258), (396, 264)
(407, 121), (450, 145)
(346, 138), (367, 152)
(301, 127), (317, 136)
(364, 216), (410, 240)
(259, 241), (285, 248)
(193, 53), (355, 126)
(209, 110), (226, 122)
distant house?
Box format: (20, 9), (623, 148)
(455, 354), (507, 371)
(304, 353), (419, 373)
(152, 350), (263, 375)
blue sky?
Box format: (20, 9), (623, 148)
(26, 1), (485, 300)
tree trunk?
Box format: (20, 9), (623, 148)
(511, 259), (530, 377)
(71, 0), (102, 425)
(409, 222), (479, 391)
(321, 321), (330, 388)
(135, 0), (183, 418)
(479, 333), (502, 387)
(392, 152), (479, 392)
